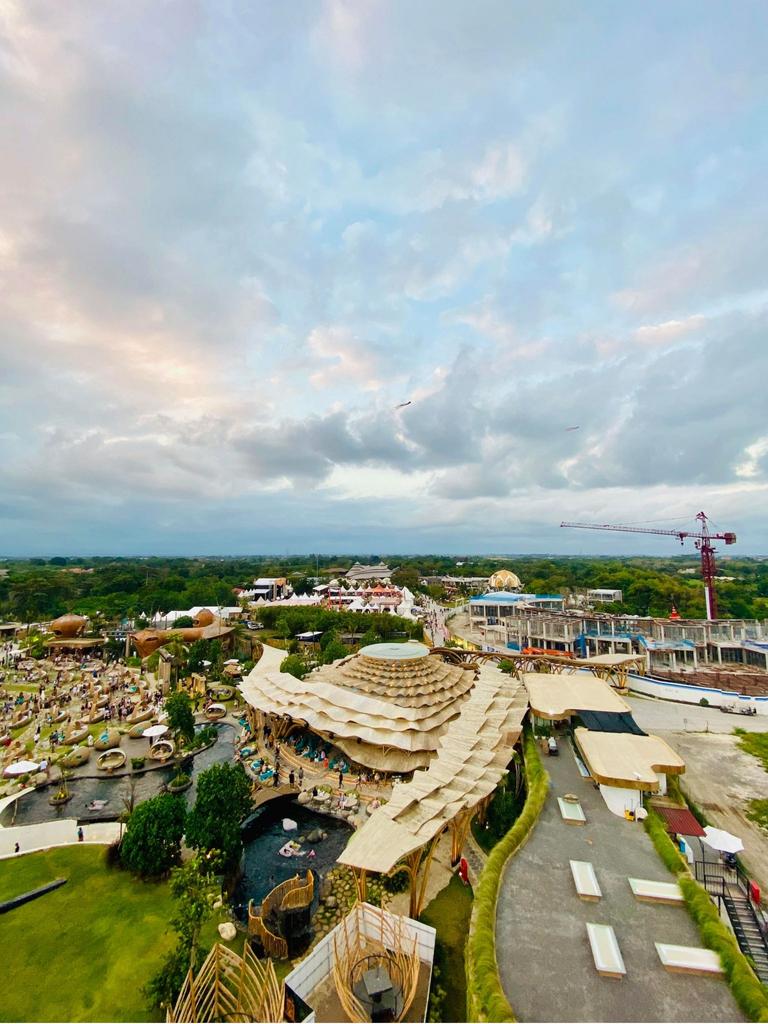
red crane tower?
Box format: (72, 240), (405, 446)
(560, 511), (736, 621)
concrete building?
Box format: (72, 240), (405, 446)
(467, 601), (768, 678)
(587, 588), (623, 603)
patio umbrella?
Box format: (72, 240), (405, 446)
(143, 724), (168, 739)
(702, 826), (744, 855)
(4, 759), (40, 777)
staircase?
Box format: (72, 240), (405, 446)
(722, 891), (768, 983)
(694, 859), (768, 982)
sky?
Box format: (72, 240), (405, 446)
(1, 1), (768, 557)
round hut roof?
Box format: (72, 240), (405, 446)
(193, 609), (215, 627)
(50, 613), (88, 638)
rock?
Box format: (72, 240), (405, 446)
(297, 790), (311, 804)
(325, 895), (337, 908)
(307, 828), (323, 843)
(218, 922), (237, 941)
(213, 897), (223, 910)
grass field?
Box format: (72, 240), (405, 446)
(0, 846), (176, 1022)
(421, 873), (473, 1023)
(734, 729), (768, 773)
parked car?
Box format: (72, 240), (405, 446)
(547, 737), (559, 756)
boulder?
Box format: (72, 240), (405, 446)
(297, 790), (311, 805)
(325, 896), (337, 909)
(307, 828), (323, 843)
(218, 922), (237, 942)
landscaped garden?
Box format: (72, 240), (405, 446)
(0, 846), (181, 1022)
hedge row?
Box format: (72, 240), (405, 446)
(465, 730), (549, 1023)
(644, 808), (768, 1022)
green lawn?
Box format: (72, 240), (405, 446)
(746, 798), (768, 833)
(734, 729), (768, 773)
(421, 874), (473, 1023)
(0, 846), (176, 1022)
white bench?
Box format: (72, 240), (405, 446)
(628, 878), (684, 905)
(570, 860), (601, 901)
(558, 796), (586, 825)
(655, 943), (724, 976)
(586, 922), (626, 979)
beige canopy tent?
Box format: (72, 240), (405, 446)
(523, 671), (632, 721)
(338, 662), (529, 917)
(573, 727), (685, 790)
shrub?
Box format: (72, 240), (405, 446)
(645, 810), (768, 1021)
(131, 757), (145, 771)
(699, 697), (710, 706)
(280, 653), (308, 680)
(103, 839), (122, 869)
(466, 730), (549, 1022)
(643, 808), (687, 875)
(121, 793), (187, 878)
(678, 876), (768, 1021)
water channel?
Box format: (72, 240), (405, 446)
(0, 723), (236, 827)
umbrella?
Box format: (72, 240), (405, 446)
(702, 826), (744, 855)
(143, 724), (168, 739)
(4, 759), (40, 777)
(224, 659), (239, 665)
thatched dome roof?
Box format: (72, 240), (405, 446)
(50, 613), (88, 638)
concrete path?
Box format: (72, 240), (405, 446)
(0, 818), (120, 860)
(495, 746), (742, 1022)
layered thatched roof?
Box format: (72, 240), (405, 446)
(241, 642), (476, 772)
(338, 662), (528, 874)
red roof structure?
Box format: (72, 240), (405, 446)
(654, 805), (705, 837)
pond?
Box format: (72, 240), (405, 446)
(232, 797), (353, 921)
(0, 723), (236, 827)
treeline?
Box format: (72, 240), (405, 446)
(1, 554), (767, 624)
(256, 605), (423, 641)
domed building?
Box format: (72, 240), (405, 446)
(489, 568), (522, 591)
(50, 613), (88, 638)
(241, 641), (477, 773)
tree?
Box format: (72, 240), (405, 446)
(171, 615), (195, 628)
(321, 638), (348, 664)
(144, 856), (217, 1011)
(185, 763), (252, 872)
(280, 653), (308, 679)
(275, 615), (291, 640)
(121, 794), (187, 877)
(165, 691), (196, 746)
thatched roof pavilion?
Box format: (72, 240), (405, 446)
(241, 641), (476, 773)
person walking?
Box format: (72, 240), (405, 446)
(289, 769), (295, 787)
(298, 766), (304, 787)
(77, 826), (84, 842)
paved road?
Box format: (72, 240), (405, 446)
(628, 695), (766, 734)
(496, 745), (742, 1022)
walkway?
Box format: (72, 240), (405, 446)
(495, 746), (742, 1022)
(0, 818), (120, 860)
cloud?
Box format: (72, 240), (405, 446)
(2, 1), (768, 554)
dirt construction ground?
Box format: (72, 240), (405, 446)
(660, 730), (768, 892)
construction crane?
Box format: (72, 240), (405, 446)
(560, 511), (736, 620)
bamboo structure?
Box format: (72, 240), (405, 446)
(338, 661), (528, 916)
(168, 942), (284, 1023)
(331, 903), (421, 1023)
(248, 871), (314, 959)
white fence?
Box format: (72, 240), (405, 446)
(628, 674), (768, 716)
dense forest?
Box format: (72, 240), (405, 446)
(0, 554), (767, 624)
